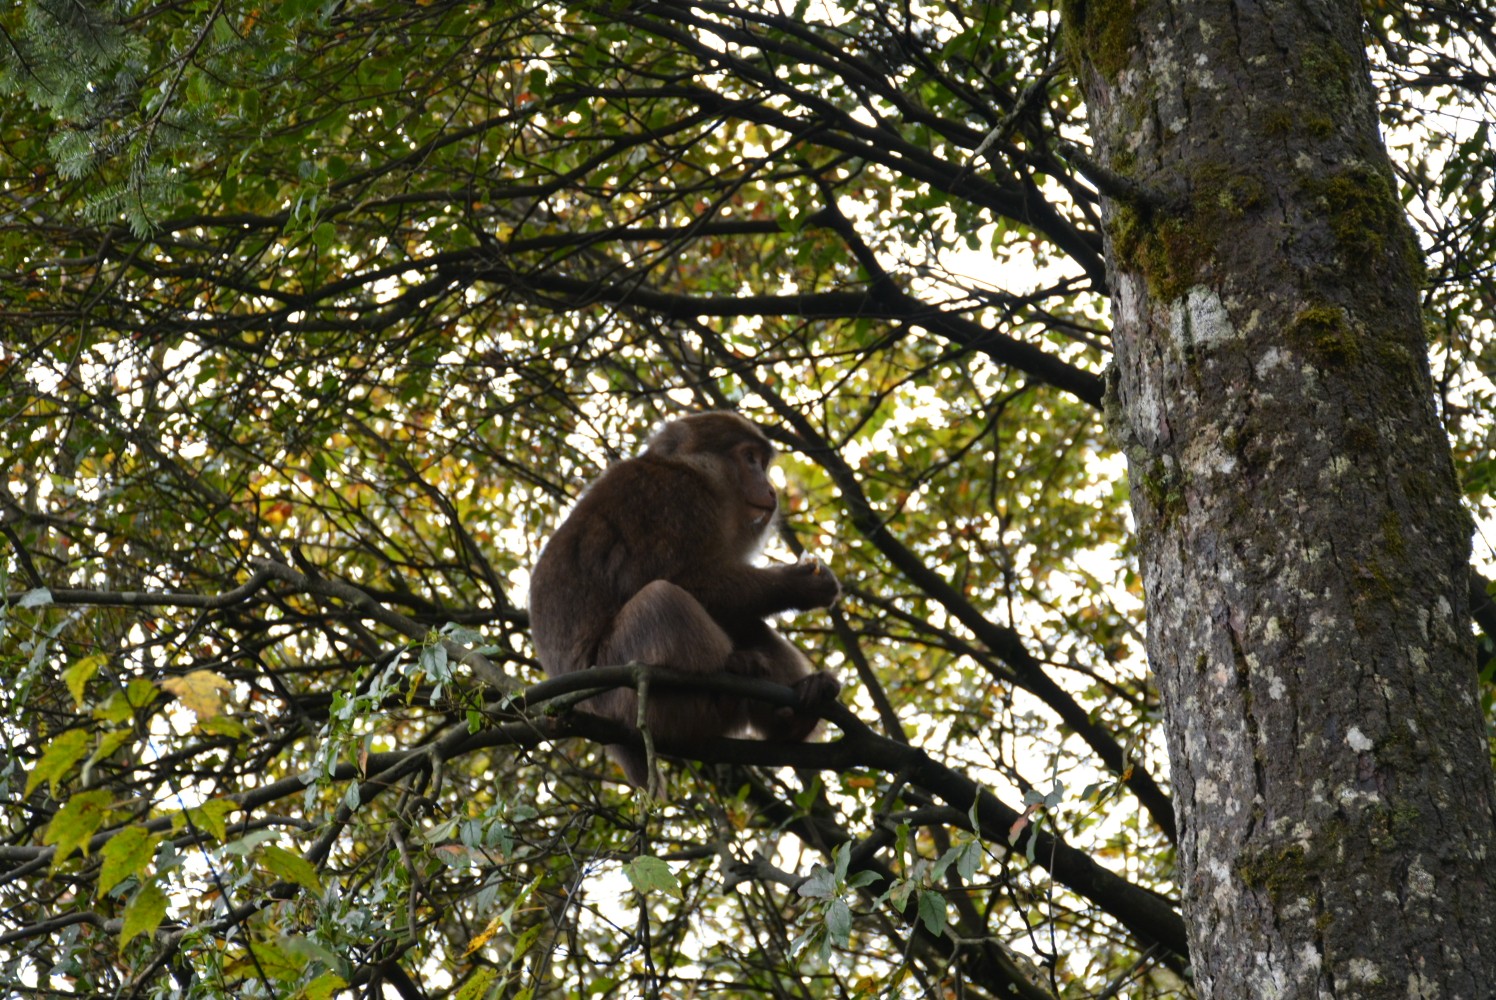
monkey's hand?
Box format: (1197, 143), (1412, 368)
(784, 557), (840, 609)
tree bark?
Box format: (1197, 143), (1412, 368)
(1065, 0), (1496, 995)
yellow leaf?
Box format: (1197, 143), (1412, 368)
(63, 654), (108, 705)
(160, 670), (233, 720)
(464, 914), (501, 956)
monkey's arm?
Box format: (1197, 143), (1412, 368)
(676, 559), (839, 622)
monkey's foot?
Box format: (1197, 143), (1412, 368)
(792, 670), (841, 709)
(758, 671), (840, 742)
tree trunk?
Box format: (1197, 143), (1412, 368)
(1065, 0), (1496, 995)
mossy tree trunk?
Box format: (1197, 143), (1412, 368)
(1066, 0), (1496, 995)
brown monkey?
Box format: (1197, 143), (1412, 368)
(528, 412), (841, 787)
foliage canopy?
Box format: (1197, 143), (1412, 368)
(1, 1), (1493, 997)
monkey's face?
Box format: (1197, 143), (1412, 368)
(732, 440), (778, 528)
(715, 441), (777, 562)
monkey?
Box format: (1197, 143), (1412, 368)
(528, 412), (842, 787)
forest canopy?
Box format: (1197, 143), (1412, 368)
(1, 1), (1493, 997)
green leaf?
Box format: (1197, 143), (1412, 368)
(201, 714), (251, 738)
(18, 587), (52, 608)
(172, 798), (237, 842)
(43, 789), (113, 865)
(418, 642), (449, 680)
(98, 825), (162, 897)
(955, 840), (982, 882)
(624, 855), (682, 899)
(223, 828), (279, 855)
(261, 844), (323, 895)
(93, 693), (134, 725)
(84, 729), (134, 774)
(119, 882), (168, 952)
(916, 890), (947, 937)
(454, 967), (500, 1000)
(932, 843), (961, 882)
(796, 864), (836, 900)
(26, 728), (91, 796)
(511, 923), (543, 961)
(888, 876), (915, 911)
(932, 839), (984, 884)
(125, 677), (161, 709)
(825, 898), (852, 947)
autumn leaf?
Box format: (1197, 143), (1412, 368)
(63, 654), (108, 705)
(160, 670), (233, 720)
(464, 915), (501, 956)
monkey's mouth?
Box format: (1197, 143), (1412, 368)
(749, 503), (776, 526)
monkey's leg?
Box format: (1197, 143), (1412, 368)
(729, 625), (841, 742)
(595, 580), (748, 784)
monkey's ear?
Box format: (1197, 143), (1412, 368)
(646, 419), (692, 456)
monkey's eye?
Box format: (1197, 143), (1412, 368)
(737, 443), (768, 469)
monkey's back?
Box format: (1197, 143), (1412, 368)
(529, 453), (728, 678)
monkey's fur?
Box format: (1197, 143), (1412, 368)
(529, 413), (841, 786)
